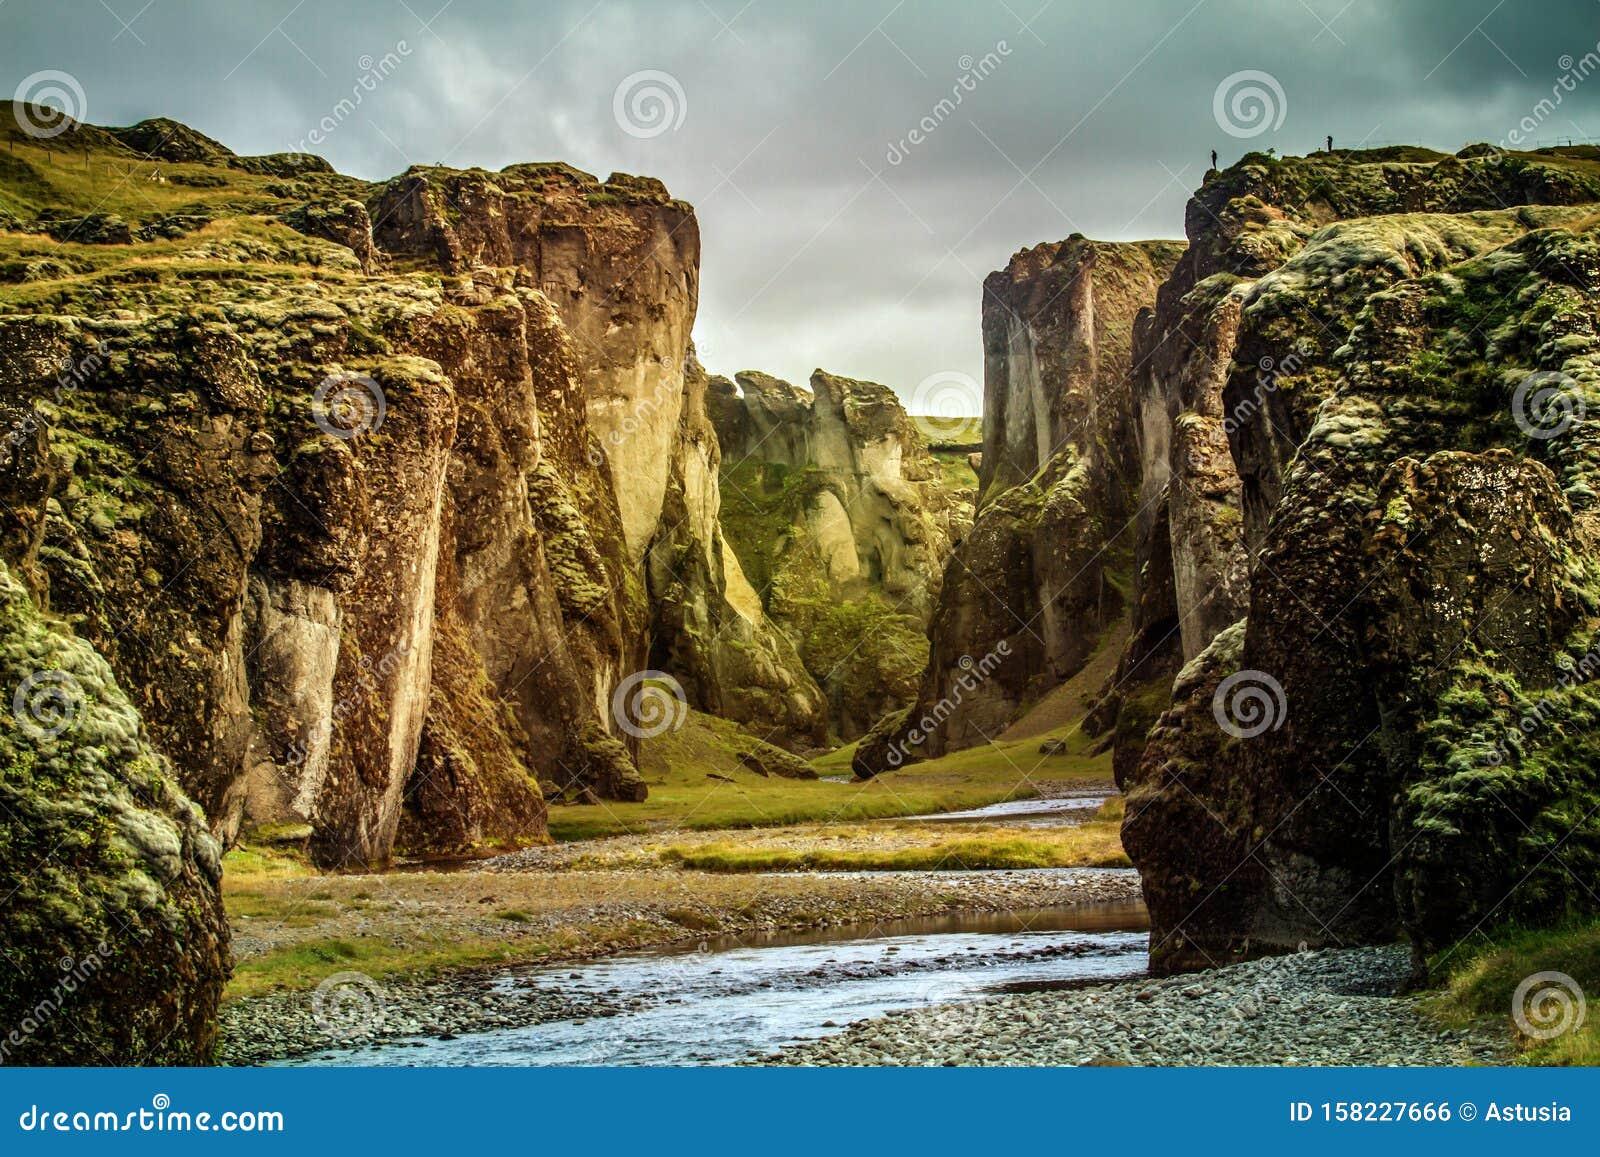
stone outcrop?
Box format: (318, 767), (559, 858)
(0, 559), (228, 1064)
(711, 368), (968, 740)
(1111, 147), (1600, 972)
(0, 110), (815, 870)
(854, 238), (1181, 773)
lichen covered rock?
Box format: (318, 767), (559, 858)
(0, 560), (228, 1064)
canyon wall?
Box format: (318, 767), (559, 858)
(709, 368), (968, 740)
(853, 238), (1180, 773)
(0, 112), (817, 876)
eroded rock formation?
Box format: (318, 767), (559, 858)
(854, 238), (1181, 773)
(0, 559), (227, 1064)
(0, 110), (816, 870)
(1093, 148), (1600, 972)
(710, 368), (968, 740)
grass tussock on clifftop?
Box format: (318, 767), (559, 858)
(1426, 921), (1600, 1066)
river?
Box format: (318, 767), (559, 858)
(284, 898), (1149, 1067)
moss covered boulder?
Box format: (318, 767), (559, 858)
(0, 561), (227, 1064)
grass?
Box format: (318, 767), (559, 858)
(654, 798), (1128, 872)
(912, 415), (983, 447)
(547, 706), (1113, 841)
(1425, 920), (1600, 1066)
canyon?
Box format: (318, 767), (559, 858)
(4, 99), (1600, 1066)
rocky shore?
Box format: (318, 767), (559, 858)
(221, 866), (1142, 1065)
(764, 946), (1505, 1067)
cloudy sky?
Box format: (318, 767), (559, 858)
(5, 0), (1600, 413)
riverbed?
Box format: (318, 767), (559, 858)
(276, 901), (1150, 1066)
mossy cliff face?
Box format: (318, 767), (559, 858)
(710, 368), (964, 742)
(1114, 146), (1600, 972)
(854, 238), (1180, 774)
(0, 109), (807, 867)
(0, 560), (227, 1064)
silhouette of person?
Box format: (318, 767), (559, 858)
(1210, 149), (1218, 169)
(1326, 135), (1333, 152)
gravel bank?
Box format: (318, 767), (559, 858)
(222, 867), (1142, 1065)
(763, 946), (1506, 1067)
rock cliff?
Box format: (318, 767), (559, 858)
(853, 238), (1181, 773)
(710, 368), (967, 740)
(0, 109), (816, 870)
(0, 558), (227, 1063)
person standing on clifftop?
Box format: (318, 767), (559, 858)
(1210, 148), (1218, 169)
(1326, 135), (1333, 152)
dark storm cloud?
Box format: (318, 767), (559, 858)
(5, 0), (1600, 406)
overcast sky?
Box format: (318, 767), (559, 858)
(6, 0), (1600, 414)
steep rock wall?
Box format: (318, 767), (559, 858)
(1113, 147), (1600, 972)
(710, 368), (965, 740)
(854, 238), (1180, 773)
